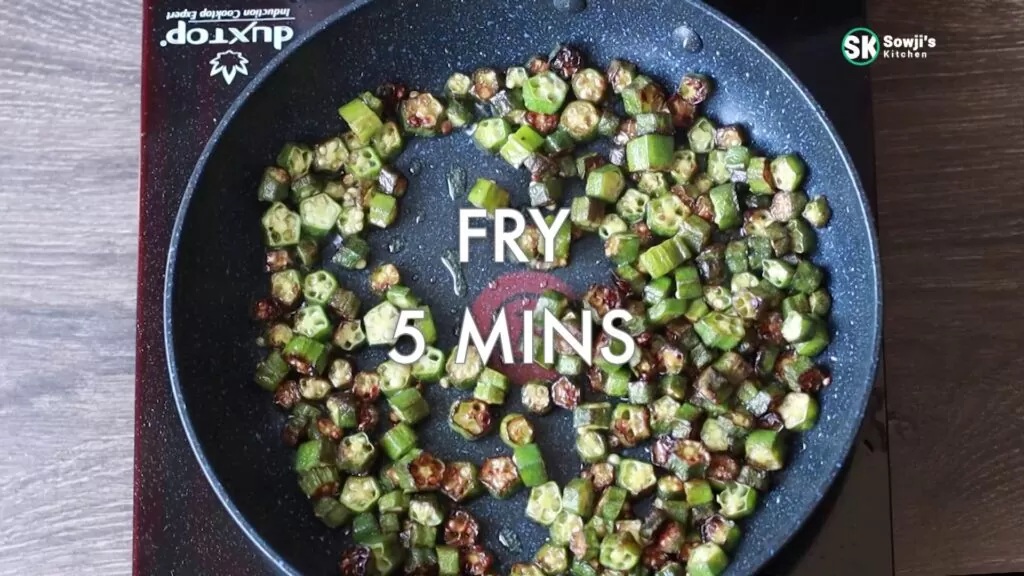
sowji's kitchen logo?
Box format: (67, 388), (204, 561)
(160, 8), (295, 85)
(842, 27), (936, 66)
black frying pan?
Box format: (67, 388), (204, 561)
(165, 0), (882, 573)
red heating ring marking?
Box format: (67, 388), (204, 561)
(470, 270), (575, 385)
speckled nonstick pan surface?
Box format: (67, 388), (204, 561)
(164, 0), (882, 573)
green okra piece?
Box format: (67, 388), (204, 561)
(388, 388), (429, 425)
(572, 195), (607, 232)
(586, 164), (626, 203)
(638, 237), (691, 279)
(627, 378), (658, 404)
(513, 443), (549, 487)
(525, 480), (563, 525)
(474, 117), (513, 152)
(771, 153), (806, 192)
(437, 546), (460, 576)
(338, 98), (383, 143)
(549, 510), (585, 546)
(261, 202), (302, 248)
(687, 117), (716, 153)
(604, 232), (640, 264)
(616, 458), (656, 496)
(637, 170), (671, 196)
(599, 214), (629, 240)
(371, 121), (404, 161)
(575, 429), (609, 463)
(448, 398), (492, 440)
(809, 289), (832, 316)
(561, 100), (602, 141)
(788, 219), (818, 255)
(500, 125), (545, 168)
(803, 196), (832, 227)
(562, 478), (596, 518)
(707, 149), (729, 185)
(381, 423), (418, 461)
(634, 112), (674, 136)
(615, 188), (650, 224)
(277, 142), (314, 178)
(544, 127), (576, 155)
(643, 276), (673, 306)
(340, 475), (381, 512)
(746, 156), (773, 194)
(312, 497), (352, 528)
(378, 489), (410, 514)
(694, 312), (746, 350)
(770, 190), (809, 222)
(596, 485), (628, 521)
(473, 367), (509, 405)
(703, 514), (742, 551)
(283, 335), (329, 375)
(782, 310), (816, 343)
(792, 260), (825, 294)
(440, 460), (482, 502)
(535, 542), (570, 574)
(412, 346), (446, 383)
(709, 183), (741, 230)
(677, 214), (712, 253)
(573, 402), (612, 431)
(648, 298), (688, 325)
(688, 543), (730, 576)
(500, 412), (535, 447)
(351, 511), (381, 544)
(598, 531), (641, 571)
(779, 391), (820, 431)
(338, 432), (377, 474)
(646, 194), (688, 237)
(523, 71), (569, 114)
(529, 177), (564, 208)
(745, 429), (786, 471)
(254, 351), (289, 392)
(258, 166), (290, 202)
(626, 134), (674, 172)
(667, 440), (710, 480)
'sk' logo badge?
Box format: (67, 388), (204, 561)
(209, 50), (249, 85)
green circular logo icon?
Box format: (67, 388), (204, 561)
(842, 27), (880, 66)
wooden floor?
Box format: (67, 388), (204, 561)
(0, 1), (139, 574)
(1, 0), (1022, 574)
(871, 1), (1024, 574)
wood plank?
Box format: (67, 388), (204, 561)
(0, 1), (140, 574)
(870, 1), (1024, 574)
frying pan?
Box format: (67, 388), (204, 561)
(165, 0), (882, 573)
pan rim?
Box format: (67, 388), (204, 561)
(162, 1), (882, 574)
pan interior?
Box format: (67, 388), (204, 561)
(168, 0), (880, 574)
